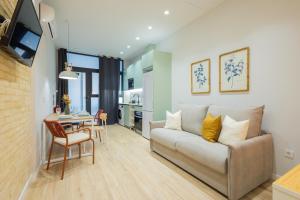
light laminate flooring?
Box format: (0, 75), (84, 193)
(25, 125), (272, 200)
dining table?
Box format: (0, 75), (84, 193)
(42, 113), (95, 164)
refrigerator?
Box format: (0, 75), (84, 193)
(142, 71), (153, 139)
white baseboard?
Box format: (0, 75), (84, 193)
(17, 167), (39, 200)
(273, 173), (281, 180)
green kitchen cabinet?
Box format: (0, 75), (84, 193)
(154, 51), (172, 121)
(125, 60), (143, 89)
(123, 47), (172, 138)
(123, 70), (128, 90)
(141, 50), (154, 69)
(141, 49), (172, 121)
(134, 60), (143, 89)
(124, 105), (130, 127)
(126, 64), (134, 79)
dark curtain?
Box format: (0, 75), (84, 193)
(99, 56), (120, 125)
(56, 48), (68, 109)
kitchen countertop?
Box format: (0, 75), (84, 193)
(119, 103), (143, 107)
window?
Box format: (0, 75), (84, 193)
(92, 72), (99, 95)
(67, 52), (99, 69)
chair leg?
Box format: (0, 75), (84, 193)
(61, 146), (68, 180)
(105, 122), (108, 138)
(47, 139), (54, 170)
(92, 139), (95, 164)
(78, 144), (81, 159)
(98, 130), (102, 142)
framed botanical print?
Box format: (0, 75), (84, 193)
(219, 47), (249, 93)
(191, 59), (210, 94)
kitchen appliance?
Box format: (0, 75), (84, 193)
(134, 111), (142, 134)
(128, 78), (134, 90)
(118, 104), (125, 126)
(142, 71), (153, 139)
(0, 0), (43, 67)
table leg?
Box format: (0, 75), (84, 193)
(92, 122), (95, 137)
(42, 122), (46, 164)
(69, 147), (72, 158)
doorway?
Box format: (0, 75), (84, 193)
(68, 68), (99, 115)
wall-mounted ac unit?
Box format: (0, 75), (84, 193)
(45, 19), (57, 39)
(39, 3), (57, 39)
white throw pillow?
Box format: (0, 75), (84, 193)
(164, 111), (182, 131)
(218, 115), (249, 145)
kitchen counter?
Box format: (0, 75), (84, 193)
(119, 103), (143, 128)
(119, 103), (143, 107)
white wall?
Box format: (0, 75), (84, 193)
(32, 34), (56, 168)
(158, 0), (300, 176)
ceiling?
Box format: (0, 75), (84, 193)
(45, 0), (224, 59)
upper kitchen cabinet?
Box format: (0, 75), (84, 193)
(126, 64), (134, 79)
(134, 60), (143, 89)
(141, 50), (154, 69)
(124, 48), (171, 94)
(125, 60), (142, 89)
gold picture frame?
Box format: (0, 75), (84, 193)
(191, 58), (211, 94)
(219, 47), (250, 93)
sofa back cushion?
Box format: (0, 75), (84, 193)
(207, 105), (264, 139)
(178, 104), (209, 135)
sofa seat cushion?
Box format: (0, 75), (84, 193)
(176, 134), (228, 174)
(150, 128), (190, 150)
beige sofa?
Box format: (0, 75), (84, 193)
(149, 104), (273, 200)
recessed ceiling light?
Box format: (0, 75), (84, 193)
(148, 26), (153, 30)
(120, 51), (124, 55)
(135, 36), (140, 41)
(164, 10), (170, 15)
(127, 45), (131, 49)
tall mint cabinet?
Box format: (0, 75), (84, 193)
(142, 50), (172, 139)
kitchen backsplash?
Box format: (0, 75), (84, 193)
(123, 88), (143, 104)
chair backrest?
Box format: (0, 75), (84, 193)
(100, 113), (107, 124)
(94, 109), (104, 124)
(44, 120), (67, 138)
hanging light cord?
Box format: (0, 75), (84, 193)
(67, 20), (70, 50)
(65, 20), (72, 70)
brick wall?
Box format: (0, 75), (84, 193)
(0, 50), (36, 200)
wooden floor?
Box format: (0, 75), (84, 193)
(25, 125), (272, 200)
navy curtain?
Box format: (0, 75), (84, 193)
(56, 48), (68, 109)
(99, 57), (120, 125)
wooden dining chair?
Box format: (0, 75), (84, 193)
(80, 110), (107, 142)
(44, 120), (95, 180)
(94, 112), (108, 141)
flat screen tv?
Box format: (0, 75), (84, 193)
(0, 0), (43, 67)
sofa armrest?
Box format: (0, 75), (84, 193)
(227, 133), (273, 200)
(149, 120), (165, 131)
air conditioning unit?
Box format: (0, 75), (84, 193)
(39, 3), (57, 39)
(46, 19), (57, 39)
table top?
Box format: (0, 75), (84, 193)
(273, 164), (300, 197)
(45, 113), (94, 123)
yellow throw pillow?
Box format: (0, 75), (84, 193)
(202, 113), (222, 142)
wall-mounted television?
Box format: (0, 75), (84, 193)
(0, 0), (43, 67)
